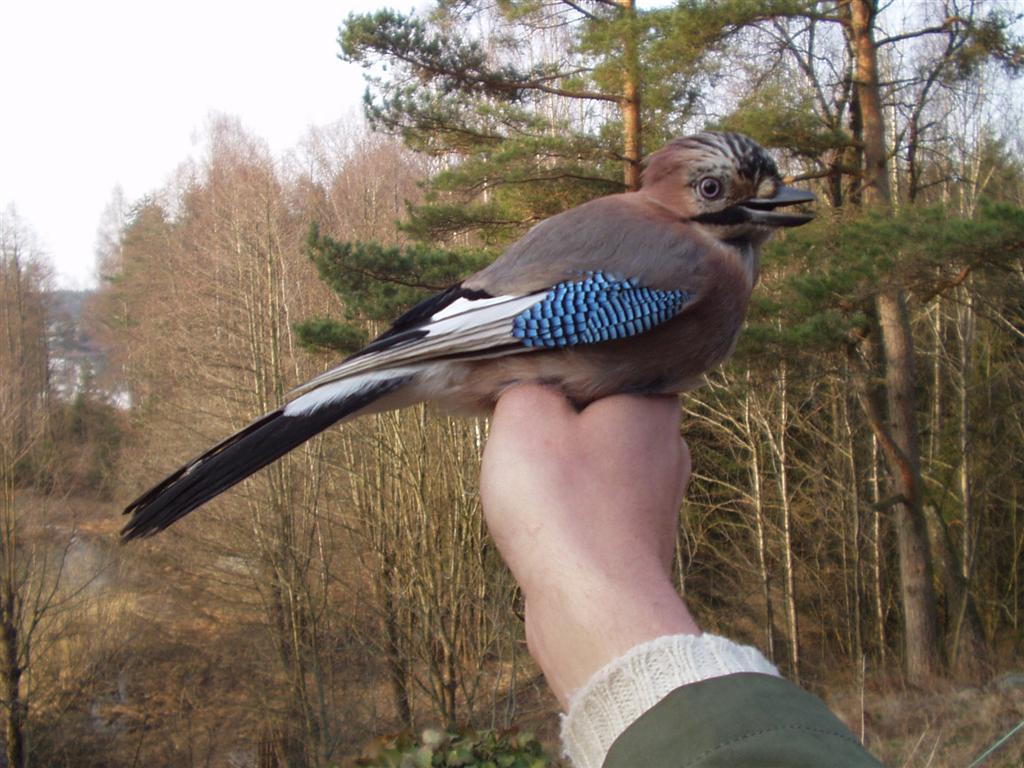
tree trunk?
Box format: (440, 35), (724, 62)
(870, 437), (886, 665)
(743, 386), (776, 663)
(774, 366), (800, 683)
(1012, 487), (1020, 632)
(929, 300), (942, 464)
(847, 83), (863, 208)
(616, 0), (642, 190)
(841, 381), (864, 663)
(923, 504), (987, 680)
(382, 570), (413, 728)
(2, 589), (24, 768)
(927, 285), (988, 678)
(849, 0), (890, 206)
(849, 0), (942, 681)
(907, 112), (921, 203)
(876, 291), (942, 679)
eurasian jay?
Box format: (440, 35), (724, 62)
(122, 131), (815, 540)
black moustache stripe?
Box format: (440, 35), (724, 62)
(692, 207), (752, 226)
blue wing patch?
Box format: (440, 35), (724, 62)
(512, 272), (693, 349)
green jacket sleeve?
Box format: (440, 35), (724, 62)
(602, 673), (884, 767)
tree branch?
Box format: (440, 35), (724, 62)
(558, 0), (600, 22)
(877, 18), (962, 48)
(917, 266), (972, 304)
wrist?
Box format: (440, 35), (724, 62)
(561, 634), (780, 768)
(523, 572), (700, 706)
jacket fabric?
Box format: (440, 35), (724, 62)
(603, 673), (885, 767)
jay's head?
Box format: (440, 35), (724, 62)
(642, 131), (815, 244)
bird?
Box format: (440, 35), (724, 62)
(121, 131), (815, 540)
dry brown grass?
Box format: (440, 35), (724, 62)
(829, 677), (1024, 767)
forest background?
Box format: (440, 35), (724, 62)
(3, 0), (1024, 766)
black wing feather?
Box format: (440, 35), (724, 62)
(346, 282), (492, 361)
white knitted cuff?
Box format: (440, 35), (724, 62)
(560, 633), (779, 768)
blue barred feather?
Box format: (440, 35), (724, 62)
(511, 272), (692, 349)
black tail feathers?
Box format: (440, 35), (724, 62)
(121, 376), (409, 540)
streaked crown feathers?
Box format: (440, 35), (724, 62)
(642, 131), (780, 188)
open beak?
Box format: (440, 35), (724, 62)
(692, 184), (817, 228)
(740, 185), (816, 227)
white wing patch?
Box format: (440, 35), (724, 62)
(284, 367), (422, 417)
(415, 293), (541, 337)
(288, 291), (544, 401)
(429, 293), (532, 322)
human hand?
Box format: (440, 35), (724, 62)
(481, 384), (700, 707)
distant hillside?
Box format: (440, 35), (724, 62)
(47, 289), (110, 400)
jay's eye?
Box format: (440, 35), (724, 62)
(697, 177), (723, 200)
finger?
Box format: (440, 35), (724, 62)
(491, 382), (578, 437)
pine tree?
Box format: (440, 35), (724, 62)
(339, 1), (737, 240)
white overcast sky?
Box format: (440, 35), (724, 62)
(0, 1), (409, 289)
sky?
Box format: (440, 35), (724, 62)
(0, 1), (408, 289)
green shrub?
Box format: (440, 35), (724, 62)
(353, 727), (553, 768)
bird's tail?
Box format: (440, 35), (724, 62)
(121, 372), (415, 541)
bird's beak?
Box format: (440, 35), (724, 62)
(740, 185), (816, 227)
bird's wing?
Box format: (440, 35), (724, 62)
(291, 272), (696, 398)
(291, 194), (715, 401)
